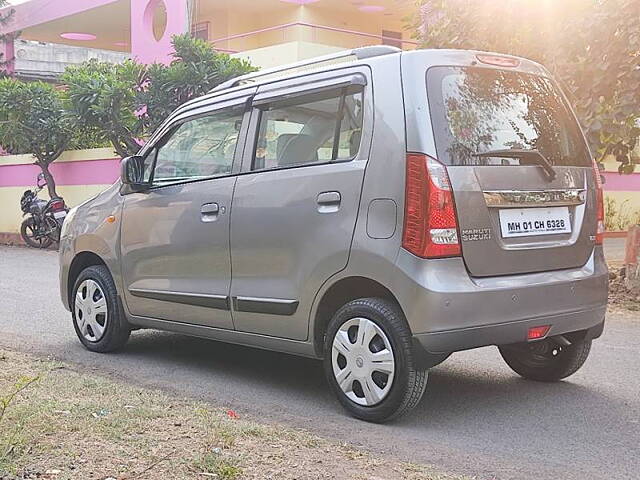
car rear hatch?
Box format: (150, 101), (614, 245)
(425, 62), (598, 277)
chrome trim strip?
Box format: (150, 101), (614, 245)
(233, 296), (299, 316)
(483, 189), (586, 208)
(129, 288), (230, 310)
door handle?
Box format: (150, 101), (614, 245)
(317, 191), (341, 213)
(200, 202), (220, 222)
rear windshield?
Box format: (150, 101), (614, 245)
(426, 66), (590, 167)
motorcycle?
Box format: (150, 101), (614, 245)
(19, 173), (68, 249)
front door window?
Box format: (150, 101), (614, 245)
(152, 107), (244, 184)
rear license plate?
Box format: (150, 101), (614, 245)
(53, 211), (67, 219)
(499, 206), (571, 238)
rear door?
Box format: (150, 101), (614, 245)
(426, 66), (596, 276)
(229, 68), (372, 340)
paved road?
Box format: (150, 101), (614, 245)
(603, 237), (626, 263)
(0, 246), (638, 480)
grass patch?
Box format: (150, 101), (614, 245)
(0, 349), (468, 480)
(194, 451), (242, 479)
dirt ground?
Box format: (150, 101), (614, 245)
(607, 261), (640, 313)
(0, 350), (466, 480)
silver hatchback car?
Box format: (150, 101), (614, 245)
(59, 46), (608, 422)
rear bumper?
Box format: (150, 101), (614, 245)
(414, 306), (606, 355)
(395, 246), (608, 354)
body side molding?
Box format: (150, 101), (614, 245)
(129, 288), (230, 310)
(233, 296), (299, 316)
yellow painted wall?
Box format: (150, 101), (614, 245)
(0, 147), (116, 167)
(203, 3), (414, 56)
(0, 148), (117, 235)
(233, 40), (343, 69)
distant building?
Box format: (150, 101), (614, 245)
(0, 0), (419, 71)
(13, 39), (128, 81)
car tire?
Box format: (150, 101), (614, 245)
(323, 297), (427, 423)
(498, 338), (592, 382)
(72, 265), (131, 353)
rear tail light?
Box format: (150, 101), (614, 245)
(527, 325), (551, 340)
(50, 199), (65, 211)
(402, 153), (461, 258)
(591, 158), (605, 245)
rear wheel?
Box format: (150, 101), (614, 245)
(72, 265), (130, 353)
(20, 217), (52, 249)
(499, 338), (591, 382)
(323, 298), (427, 422)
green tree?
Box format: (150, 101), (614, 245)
(61, 35), (256, 157)
(412, 0), (640, 171)
(0, 79), (71, 198)
(61, 59), (146, 158)
(139, 34), (257, 132)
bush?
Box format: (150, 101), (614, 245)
(605, 197), (640, 232)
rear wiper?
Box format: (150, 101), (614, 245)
(473, 149), (557, 181)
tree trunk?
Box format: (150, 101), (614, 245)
(109, 134), (131, 159)
(37, 160), (59, 199)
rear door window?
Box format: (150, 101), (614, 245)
(252, 86), (364, 171)
(426, 67), (590, 167)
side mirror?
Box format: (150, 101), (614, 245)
(120, 155), (147, 189)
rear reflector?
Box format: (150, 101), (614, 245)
(591, 158), (605, 245)
(402, 154), (461, 258)
(476, 54), (520, 68)
(528, 325), (551, 340)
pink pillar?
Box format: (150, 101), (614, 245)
(130, 0), (189, 65)
(1, 36), (15, 74)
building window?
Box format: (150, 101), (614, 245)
(192, 22), (210, 42)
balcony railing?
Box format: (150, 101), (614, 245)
(210, 22), (419, 54)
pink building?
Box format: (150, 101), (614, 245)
(0, 0), (419, 70)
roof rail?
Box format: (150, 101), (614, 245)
(209, 45), (401, 93)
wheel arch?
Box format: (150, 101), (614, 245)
(312, 276), (404, 357)
(67, 251), (108, 307)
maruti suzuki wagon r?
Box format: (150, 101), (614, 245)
(59, 46), (608, 422)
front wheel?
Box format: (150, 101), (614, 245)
(20, 217), (53, 249)
(323, 298), (427, 423)
(499, 338), (592, 382)
(72, 265), (131, 353)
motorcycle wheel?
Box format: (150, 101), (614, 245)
(20, 217), (53, 249)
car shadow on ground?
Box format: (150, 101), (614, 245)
(108, 329), (619, 433)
